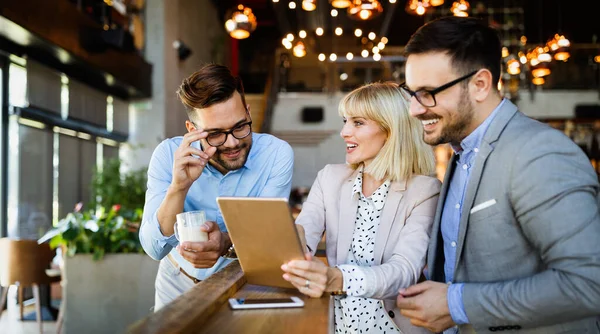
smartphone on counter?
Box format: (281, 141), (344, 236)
(228, 296), (304, 310)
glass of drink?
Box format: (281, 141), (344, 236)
(174, 211), (209, 242)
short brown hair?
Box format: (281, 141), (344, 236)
(176, 64), (247, 117)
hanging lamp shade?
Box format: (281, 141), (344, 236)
(330, 0), (352, 8)
(224, 5), (257, 40)
(348, 0), (384, 21)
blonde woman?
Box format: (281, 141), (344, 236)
(281, 82), (440, 333)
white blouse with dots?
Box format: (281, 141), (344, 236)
(334, 169), (401, 333)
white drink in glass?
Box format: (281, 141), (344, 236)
(175, 211), (209, 242)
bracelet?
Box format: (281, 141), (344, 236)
(330, 290), (347, 297)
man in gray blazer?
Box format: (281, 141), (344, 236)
(396, 16), (600, 333)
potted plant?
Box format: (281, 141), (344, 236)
(40, 159), (158, 334)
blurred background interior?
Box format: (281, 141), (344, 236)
(0, 0), (599, 333)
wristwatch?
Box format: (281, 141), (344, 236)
(223, 244), (237, 259)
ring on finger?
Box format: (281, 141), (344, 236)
(304, 279), (310, 289)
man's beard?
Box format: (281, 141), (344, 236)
(425, 88), (474, 146)
(213, 141), (252, 171)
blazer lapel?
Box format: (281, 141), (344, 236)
(428, 153), (456, 281)
(453, 101), (519, 275)
(373, 180), (406, 265)
(336, 169), (360, 265)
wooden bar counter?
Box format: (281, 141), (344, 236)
(128, 261), (333, 334)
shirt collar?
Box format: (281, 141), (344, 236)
(351, 166), (391, 210)
(451, 98), (506, 155)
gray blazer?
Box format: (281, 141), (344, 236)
(428, 100), (600, 334)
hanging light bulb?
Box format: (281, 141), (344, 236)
(316, 27), (324, 36)
(368, 32), (376, 40)
(594, 55), (600, 63)
(355, 29), (363, 37)
(378, 42), (385, 50)
(430, 0), (444, 5)
(373, 53), (381, 61)
(302, 0), (316, 11)
(532, 66), (551, 78)
(389, 0), (396, 3)
(318, 53), (326, 61)
(502, 47), (509, 58)
(224, 4), (258, 39)
(537, 53), (552, 62)
(361, 49), (369, 58)
(299, 30), (307, 38)
(346, 52), (354, 60)
(406, 0), (430, 16)
(335, 27), (343, 36)
(532, 77), (545, 85)
(330, 0), (352, 8)
(506, 59), (520, 75)
(282, 38), (293, 49)
(330, 53), (337, 61)
(381, 37), (388, 44)
(293, 41), (306, 57)
(286, 33), (295, 42)
(348, 0), (384, 21)
(372, 46), (380, 54)
(340, 73), (349, 81)
(289, 1), (297, 9)
(550, 34), (571, 61)
(520, 55), (527, 64)
(331, 9), (338, 16)
(451, 0), (469, 16)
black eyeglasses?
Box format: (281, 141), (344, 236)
(192, 121), (253, 147)
(400, 70), (479, 108)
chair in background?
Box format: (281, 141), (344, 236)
(0, 238), (61, 333)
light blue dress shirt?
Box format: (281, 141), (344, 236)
(441, 99), (505, 330)
(139, 133), (294, 280)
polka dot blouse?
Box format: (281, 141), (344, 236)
(334, 169), (400, 333)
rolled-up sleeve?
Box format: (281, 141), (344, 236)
(139, 141), (179, 261)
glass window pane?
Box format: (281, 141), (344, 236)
(7, 120), (53, 239)
(9, 63), (27, 108)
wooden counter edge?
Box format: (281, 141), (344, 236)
(127, 261), (246, 334)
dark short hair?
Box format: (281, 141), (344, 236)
(405, 16), (502, 86)
(176, 64), (247, 117)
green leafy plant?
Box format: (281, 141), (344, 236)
(47, 205), (144, 260)
(90, 158), (147, 221)
(41, 158), (148, 260)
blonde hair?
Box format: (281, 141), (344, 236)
(338, 82), (435, 182)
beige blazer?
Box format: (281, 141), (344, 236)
(296, 164), (441, 334)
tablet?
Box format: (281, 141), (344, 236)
(216, 197), (305, 289)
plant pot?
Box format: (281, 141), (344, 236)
(62, 253), (158, 334)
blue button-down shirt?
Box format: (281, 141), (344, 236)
(442, 99), (505, 329)
(139, 133), (294, 280)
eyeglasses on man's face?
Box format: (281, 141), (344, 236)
(400, 70), (479, 108)
(192, 120), (253, 147)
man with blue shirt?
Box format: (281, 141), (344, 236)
(396, 17), (600, 333)
(140, 64), (294, 310)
